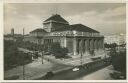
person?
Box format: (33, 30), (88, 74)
(44, 71), (54, 79)
(48, 59), (49, 62)
(41, 51), (45, 64)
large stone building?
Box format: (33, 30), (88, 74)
(24, 14), (104, 56)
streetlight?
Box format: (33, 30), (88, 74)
(37, 32), (44, 64)
(80, 52), (83, 66)
(22, 28), (25, 80)
(42, 51), (44, 64)
(23, 56), (25, 80)
(80, 40), (83, 66)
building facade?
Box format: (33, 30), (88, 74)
(24, 14), (104, 56)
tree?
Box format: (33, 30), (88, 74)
(110, 48), (126, 78)
(50, 42), (69, 58)
(110, 43), (117, 48)
(104, 43), (118, 48)
(104, 43), (110, 48)
(4, 40), (32, 70)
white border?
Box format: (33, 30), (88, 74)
(0, 0), (4, 82)
(4, 0), (126, 3)
(1, 0), (128, 82)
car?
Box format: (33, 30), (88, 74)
(5, 75), (19, 80)
(44, 71), (54, 79)
(72, 67), (79, 71)
(44, 52), (51, 55)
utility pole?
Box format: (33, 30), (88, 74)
(80, 40), (83, 66)
(80, 52), (83, 66)
(23, 60), (25, 80)
(42, 51), (44, 64)
(22, 28), (25, 80)
(37, 32), (44, 64)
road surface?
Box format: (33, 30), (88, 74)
(37, 64), (112, 80)
(78, 65), (114, 80)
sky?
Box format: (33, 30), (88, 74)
(4, 3), (126, 35)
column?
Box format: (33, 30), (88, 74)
(94, 39), (96, 49)
(77, 39), (80, 54)
(82, 39), (85, 54)
(92, 39), (94, 49)
(84, 39), (87, 52)
(86, 39), (89, 52)
(63, 37), (67, 47)
(88, 39), (90, 51)
(99, 39), (102, 50)
(102, 39), (105, 49)
(95, 39), (98, 50)
(100, 39), (102, 49)
(101, 39), (104, 49)
(79, 39), (82, 54)
(84, 39), (89, 55)
(97, 39), (99, 50)
(90, 39), (92, 50)
(73, 38), (77, 55)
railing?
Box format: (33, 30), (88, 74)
(45, 32), (103, 37)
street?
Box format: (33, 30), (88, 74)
(78, 65), (114, 80)
(37, 64), (112, 80)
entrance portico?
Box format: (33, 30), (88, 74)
(73, 37), (104, 56)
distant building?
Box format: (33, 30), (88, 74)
(4, 28), (23, 41)
(24, 14), (104, 56)
(11, 28), (14, 36)
(104, 34), (126, 45)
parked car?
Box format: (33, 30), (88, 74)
(110, 71), (125, 79)
(44, 52), (51, 55)
(4, 75), (19, 80)
(72, 67), (79, 71)
(44, 71), (54, 79)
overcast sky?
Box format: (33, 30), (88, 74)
(4, 3), (126, 35)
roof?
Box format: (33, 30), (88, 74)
(44, 14), (69, 24)
(4, 34), (23, 37)
(53, 24), (99, 33)
(70, 24), (99, 33)
(30, 28), (47, 33)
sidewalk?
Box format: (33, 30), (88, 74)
(5, 58), (72, 80)
(18, 47), (107, 66)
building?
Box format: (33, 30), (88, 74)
(4, 28), (23, 41)
(11, 28), (14, 36)
(24, 14), (104, 56)
(104, 34), (126, 45)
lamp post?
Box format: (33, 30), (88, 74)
(80, 52), (83, 66)
(23, 55), (25, 80)
(80, 40), (83, 66)
(37, 32), (44, 64)
(22, 28), (25, 80)
(42, 51), (44, 64)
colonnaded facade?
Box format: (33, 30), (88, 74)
(24, 14), (104, 56)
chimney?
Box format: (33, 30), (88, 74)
(23, 28), (25, 36)
(11, 28), (14, 36)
